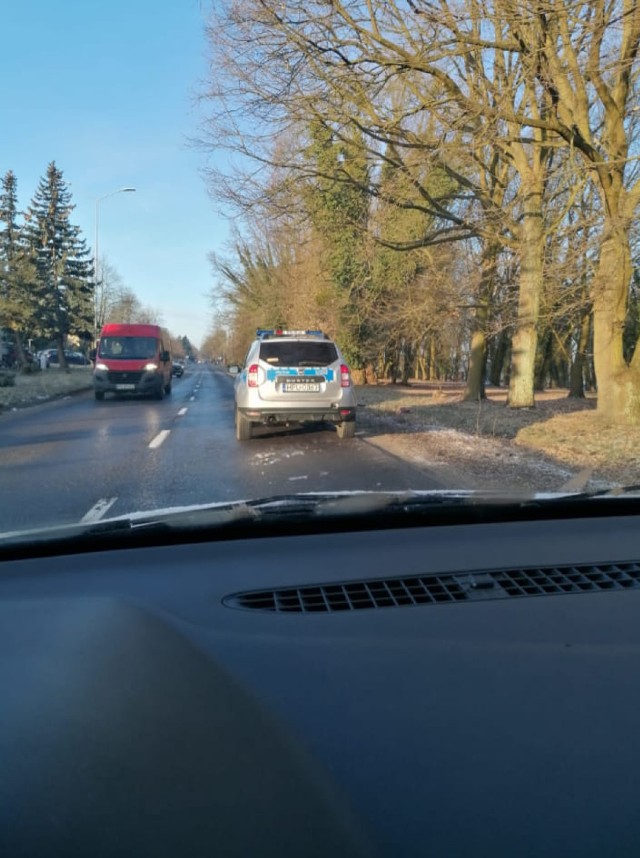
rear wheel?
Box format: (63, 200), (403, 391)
(165, 379), (172, 395)
(235, 409), (253, 441)
(336, 420), (355, 439)
(154, 383), (164, 400)
(94, 390), (104, 401)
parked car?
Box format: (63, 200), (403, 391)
(66, 351), (90, 366)
(42, 349), (89, 366)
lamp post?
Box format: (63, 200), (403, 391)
(94, 187), (136, 340)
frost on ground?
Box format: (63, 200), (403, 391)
(356, 383), (621, 493)
(363, 425), (582, 493)
(0, 368), (92, 411)
(252, 448), (306, 467)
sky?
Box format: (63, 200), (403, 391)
(0, 0), (228, 347)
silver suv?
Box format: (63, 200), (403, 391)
(234, 330), (357, 440)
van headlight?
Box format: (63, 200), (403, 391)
(144, 363), (158, 371)
(95, 363), (109, 371)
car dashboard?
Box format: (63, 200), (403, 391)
(1, 509), (640, 857)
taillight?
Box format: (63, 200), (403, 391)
(248, 364), (259, 387)
(340, 364), (351, 388)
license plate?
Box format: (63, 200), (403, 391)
(115, 384), (135, 390)
(282, 383), (321, 392)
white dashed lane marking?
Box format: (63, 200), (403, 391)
(178, 407), (188, 416)
(149, 429), (170, 449)
(81, 497), (118, 523)
(190, 396), (195, 401)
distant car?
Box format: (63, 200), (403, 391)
(234, 329), (357, 440)
(43, 349), (89, 366)
(172, 362), (184, 377)
(66, 351), (90, 366)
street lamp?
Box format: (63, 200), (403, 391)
(94, 187), (136, 340)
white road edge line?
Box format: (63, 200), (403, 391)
(178, 407), (188, 416)
(80, 497), (118, 524)
(149, 429), (171, 449)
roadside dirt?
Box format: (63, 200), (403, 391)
(356, 382), (635, 492)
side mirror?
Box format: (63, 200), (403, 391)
(228, 365), (240, 375)
(160, 350), (171, 363)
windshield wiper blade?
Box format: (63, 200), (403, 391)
(4, 489), (640, 557)
(112, 490), (525, 530)
(574, 483), (640, 499)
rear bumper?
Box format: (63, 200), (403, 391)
(239, 406), (356, 425)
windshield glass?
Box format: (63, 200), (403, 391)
(98, 337), (158, 360)
(1, 0), (639, 538)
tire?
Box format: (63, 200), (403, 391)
(336, 420), (355, 439)
(154, 383), (165, 400)
(94, 390), (104, 401)
(165, 380), (172, 395)
(236, 409), (253, 441)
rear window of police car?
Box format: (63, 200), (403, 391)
(259, 341), (338, 366)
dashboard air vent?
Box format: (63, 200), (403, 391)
(223, 561), (640, 613)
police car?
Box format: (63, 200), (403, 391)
(233, 329), (357, 440)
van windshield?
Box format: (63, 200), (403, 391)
(98, 337), (158, 360)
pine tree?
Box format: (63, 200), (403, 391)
(0, 170), (36, 366)
(23, 162), (93, 368)
(180, 335), (194, 359)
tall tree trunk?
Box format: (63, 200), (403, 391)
(56, 333), (69, 372)
(13, 331), (27, 368)
(489, 331), (509, 386)
(400, 342), (413, 385)
(569, 310), (591, 399)
(534, 329), (552, 391)
(552, 333), (571, 388)
(585, 311), (596, 392)
(428, 339), (437, 381)
(465, 327), (487, 398)
(592, 223), (640, 422)
(464, 243), (499, 401)
(508, 199), (544, 408)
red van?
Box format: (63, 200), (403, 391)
(93, 323), (173, 400)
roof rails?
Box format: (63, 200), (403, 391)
(256, 329), (327, 339)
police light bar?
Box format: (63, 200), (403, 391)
(256, 329), (325, 338)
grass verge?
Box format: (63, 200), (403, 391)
(356, 382), (635, 489)
(0, 367), (93, 411)
(515, 412), (640, 485)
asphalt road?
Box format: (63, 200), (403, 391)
(0, 366), (444, 533)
